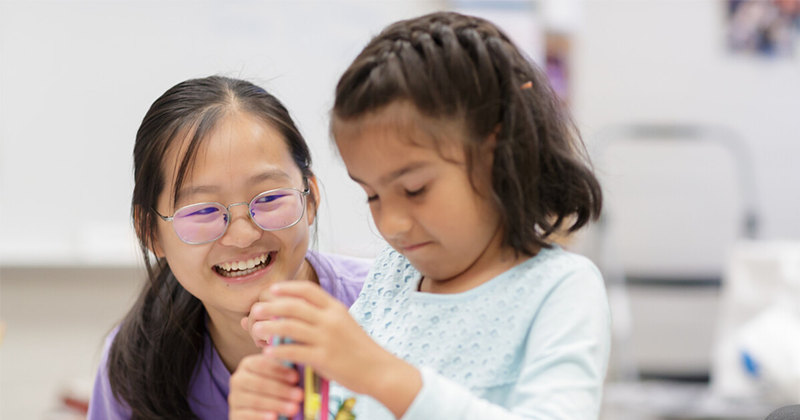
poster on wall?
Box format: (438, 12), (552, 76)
(727, 0), (800, 57)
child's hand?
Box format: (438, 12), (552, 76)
(228, 349), (303, 420)
(249, 281), (422, 417)
(241, 288), (277, 348)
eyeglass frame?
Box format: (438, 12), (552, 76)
(152, 183), (311, 245)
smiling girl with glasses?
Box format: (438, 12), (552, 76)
(86, 76), (371, 420)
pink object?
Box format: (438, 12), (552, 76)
(321, 378), (330, 420)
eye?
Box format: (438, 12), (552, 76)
(255, 193), (286, 204)
(366, 194), (379, 203)
(405, 186), (426, 198)
(186, 206), (220, 216)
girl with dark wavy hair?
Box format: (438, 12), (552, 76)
(232, 12), (610, 420)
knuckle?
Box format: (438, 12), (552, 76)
(251, 303), (269, 319)
(252, 321), (268, 338)
(241, 354), (258, 366)
(229, 373), (243, 388)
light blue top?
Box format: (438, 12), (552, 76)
(332, 245), (611, 420)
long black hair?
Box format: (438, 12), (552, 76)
(109, 76), (315, 419)
(332, 12), (602, 254)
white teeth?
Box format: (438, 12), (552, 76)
(217, 252), (270, 274)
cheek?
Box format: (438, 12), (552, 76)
(368, 202), (381, 230)
(162, 244), (214, 297)
(432, 187), (497, 242)
(276, 223), (311, 257)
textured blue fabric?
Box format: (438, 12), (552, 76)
(333, 245), (611, 420)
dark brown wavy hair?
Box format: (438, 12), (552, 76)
(332, 11), (602, 254)
(109, 76), (315, 419)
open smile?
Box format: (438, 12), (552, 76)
(214, 251), (276, 278)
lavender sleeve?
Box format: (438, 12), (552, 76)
(306, 251), (370, 308)
(87, 328), (131, 420)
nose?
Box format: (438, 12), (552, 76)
(374, 203), (413, 241)
(218, 203), (261, 248)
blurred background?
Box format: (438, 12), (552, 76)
(1, 0), (799, 419)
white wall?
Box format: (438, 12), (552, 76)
(0, 1), (451, 266)
(573, 0), (800, 277)
(571, 0), (800, 379)
(0, 1), (551, 267)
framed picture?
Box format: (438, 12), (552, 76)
(727, 0), (800, 57)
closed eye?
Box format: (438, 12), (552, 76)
(405, 186), (426, 198)
(366, 194), (379, 203)
(187, 206), (220, 216)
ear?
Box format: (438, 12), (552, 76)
(305, 175), (320, 226)
(150, 236), (166, 259)
(133, 205), (166, 258)
(484, 124), (501, 153)
(480, 124), (501, 170)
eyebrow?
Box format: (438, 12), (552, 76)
(349, 161), (431, 186)
(175, 169), (293, 203)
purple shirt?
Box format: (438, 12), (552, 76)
(87, 251), (370, 420)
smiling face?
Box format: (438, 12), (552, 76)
(152, 111), (316, 318)
(334, 102), (511, 292)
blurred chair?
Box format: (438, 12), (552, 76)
(591, 123), (759, 382)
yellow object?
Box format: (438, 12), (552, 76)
(304, 366), (318, 420)
(334, 398), (356, 420)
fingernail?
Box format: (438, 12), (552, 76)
(285, 402), (298, 414)
(263, 413), (277, 420)
(270, 283), (282, 292)
(286, 370), (298, 383)
(291, 388), (303, 400)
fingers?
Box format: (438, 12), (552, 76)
(269, 281), (336, 309)
(251, 317), (318, 346)
(229, 355), (303, 419)
(228, 389), (300, 416)
(229, 409), (278, 420)
(258, 286), (276, 303)
(230, 369), (303, 403)
(264, 342), (321, 367)
(239, 353), (297, 382)
(250, 296), (322, 326)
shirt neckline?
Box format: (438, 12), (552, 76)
(410, 245), (555, 302)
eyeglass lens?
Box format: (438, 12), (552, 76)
(171, 189), (305, 244)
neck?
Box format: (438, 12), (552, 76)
(421, 227), (536, 295)
(296, 256), (320, 285)
(206, 308), (260, 373)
